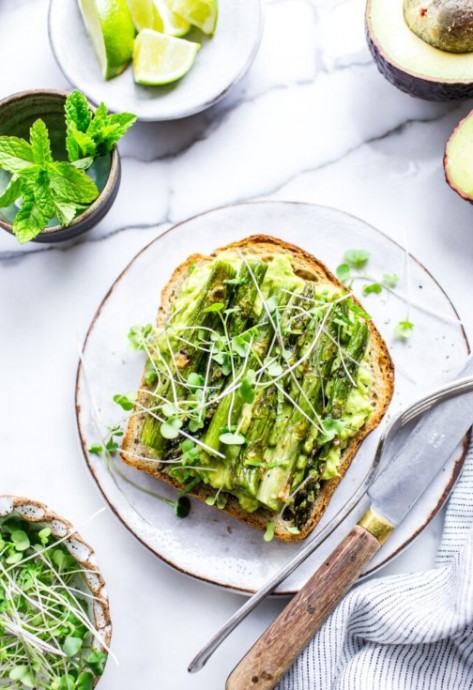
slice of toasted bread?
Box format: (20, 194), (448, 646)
(121, 235), (394, 541)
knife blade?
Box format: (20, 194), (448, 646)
(369, 354), (473, 527)
(225, 356), (473, 690)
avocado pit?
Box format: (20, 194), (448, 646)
(404, 0), (473, 53)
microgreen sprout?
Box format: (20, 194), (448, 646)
(219, 431), (246, 446)
(343, 249), (370, 269)
(336, 263), (351, 283)
(362, 282), (383, 296)
(394, 320), (414, 340)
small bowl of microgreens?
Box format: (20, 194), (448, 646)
(0, 89), (136, 244)
(0, 495), (112, 690)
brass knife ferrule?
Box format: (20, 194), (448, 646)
(357, 507), (394, 545)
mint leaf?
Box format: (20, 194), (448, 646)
(30, 119), (53, 165)
(67, 123), (96, 161)
(65, 91), (93, 161)
(48, 162), (99, 204)
(86, 102), (108, 136)
(0, 176), (23, 208)
(12, 189), (49, 243)
(0, 136), (35, 173)
(65, 90), (92, 133)
(72, 156), (94, 170)
(96, 112), (136, 152)
(31, 171), (55, 220)
(53, 200), (81, 226)
(86, 103), (136, 155)
(65, 131), (80, 162)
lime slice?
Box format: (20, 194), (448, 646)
(133, 29), (200, 85)
(166, 0), (218, 35)
(78, 0), (136, 79)
(128, 0), (164, 31)
(154, 0), (191, 37)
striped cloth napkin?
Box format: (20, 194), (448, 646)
(279, 445), (473, 690)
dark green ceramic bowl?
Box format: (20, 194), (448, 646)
(0, 89), (121, 243)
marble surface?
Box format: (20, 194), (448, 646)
(1, 1), (472, 688)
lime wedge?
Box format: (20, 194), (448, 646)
(78, 0), (136, 79)
(133, 29), (200, 85)
(154, 0), (191, 37)
(166, 0), (218, 35)
(128, 0), (164, 31)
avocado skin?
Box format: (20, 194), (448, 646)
(366, 21), (473, 100)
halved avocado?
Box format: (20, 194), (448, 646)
(444, 110), (473, 201)
(366, 0), (473, 100)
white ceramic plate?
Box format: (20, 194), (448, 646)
(76, 202), (469, 594)
(48, 0), (263, 121)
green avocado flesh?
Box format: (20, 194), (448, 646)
(404, 0), (473, 53)
(139, 252), (373, 529)
(369, 0), (473, 81)
(445, 113), (473, 200)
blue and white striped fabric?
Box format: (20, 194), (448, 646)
(279, 446), (473, 690)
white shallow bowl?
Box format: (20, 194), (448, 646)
(48, 0), (263, 121)
(76, 202), (469, 594)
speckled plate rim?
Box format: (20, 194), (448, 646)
(0, 495), (112, 683)
(75, 201), (469, 595)
(47, 0), (265, 121)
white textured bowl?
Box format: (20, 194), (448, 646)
(0, 495), (112, 668)
(48, 0), (263, 121)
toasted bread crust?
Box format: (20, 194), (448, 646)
(121, 235), (394, 541)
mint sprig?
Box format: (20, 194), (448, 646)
(0, 90), (136, 244)
(0, 120), (98, 244)
(65, 91), (136, 163)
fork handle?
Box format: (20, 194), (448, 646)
(226, 524), (382, 690)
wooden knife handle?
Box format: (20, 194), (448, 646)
(226, 525), (381, 690)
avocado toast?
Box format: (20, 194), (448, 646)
(121, 236), (394, 541)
